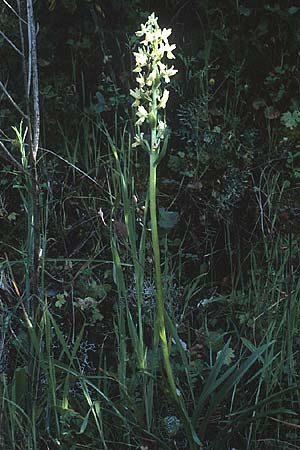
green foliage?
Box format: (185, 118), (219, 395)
(2, 1), (300, 449)
(158, 207), (179, 230)
(281, 110), (300, 130)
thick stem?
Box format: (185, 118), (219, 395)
(149, 80), (178, 402)
(149, 83), (199, 449)
(149, 153), (178, 398)
(149, 154), (199, 450)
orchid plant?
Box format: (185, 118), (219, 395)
(130, 13), (201, 449)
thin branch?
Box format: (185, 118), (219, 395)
(0, 80), (29, 119)
(0, 30), (24, 56)
(0, 140), (29, 175)
(26, 5), (32, 97)
(1, 0), (28, 24)
(16, 0), (28, 97)
(39, 145), (104, 189)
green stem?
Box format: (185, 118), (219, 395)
(149, 153), (199, 450)
(148, 85), (200, 449)
(149, 152), (178, 398)
(149, 80), (178, 404)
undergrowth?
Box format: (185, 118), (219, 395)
(1, 2), (300, 450)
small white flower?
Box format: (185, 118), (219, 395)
(161, 28), (172, 41)
(146, 68), (157, 86)
(136, 105), (148, 126)
(133, 65), (142, 73)
(136, 74), (146, 87)
(157, 45), (165, 58)
(166, 44), (176, 59)
(153, 28), (162, 41)
(142, 31), (154, 46)
(133, 48), (148, 68)
(148, 12), (158, 27)
(130, 88), (140, 98)
(157, 61), (166, 73)
(135, 23), (147, 38)
(158, 89), (169, 109)
(157, 120), (167, 135)
(163, 66), (178, 83)
(132, 132), (145, 148)
(130, 88), (142, 107)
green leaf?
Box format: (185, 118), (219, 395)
(7, 212), (17, 222)
(13, 367), (28, 406)
(288, 6), (300, 14)
(87, 281), (109, 300)
(158, 207), (179, 230)
(216, 346), (235, 366)
(264, 4), (281, 13)
(55, 292), (67, 308)
(239, 5), (251, 16)
(281, 110), (300, 129)
(95, 92), (106, 113)
(79, 408), (92, 434)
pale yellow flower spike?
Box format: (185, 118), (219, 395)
(130, 13), (177, 140)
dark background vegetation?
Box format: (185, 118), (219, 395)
(1, 1), (300, 449)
